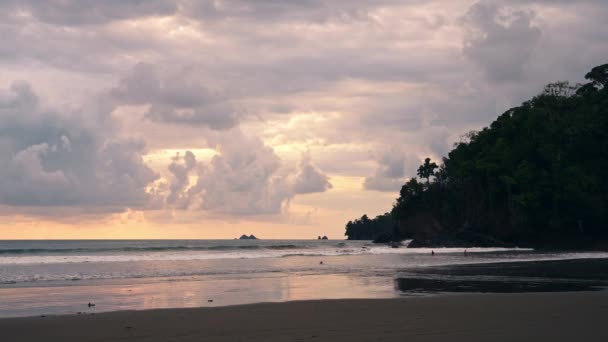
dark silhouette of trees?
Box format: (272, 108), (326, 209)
(417, 158), (438, 185)
(345, 213), (395, 241)
(585, 64), (608, 88)
(345, 64), (608, 248)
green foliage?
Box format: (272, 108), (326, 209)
(345, 64), (608, 247)
(345, 213), (396, 241)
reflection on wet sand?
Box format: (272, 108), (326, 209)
(0, 273), (397, 318)
(2, 258), (607, 318)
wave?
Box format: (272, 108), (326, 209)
(3, 253), (607, 286)
(0, 267), (312, 285)
(0, 244), (307, 255)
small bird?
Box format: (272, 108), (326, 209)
(208, 299), (213, 303)
(88, 302), (95, 307)
(319, 261), (324, 265)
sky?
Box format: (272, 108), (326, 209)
(0, 0), (606, 239)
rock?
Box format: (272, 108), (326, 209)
(239, 234), (258, 240)
(321, 236), (328, 240)
(395, 211), (513, 248)
(372, 233), (398, 244)
(407, 230), (513, 248)
(398, 212), (445, 239)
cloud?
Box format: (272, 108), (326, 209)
(164, 130), (332, 216)
(0, 81), (158, 211)
(2, 0), (177, 26)
(166, 151), (197, 209)
(181, 0), (400, 23)
(363, 149), (419, 192)
(463, 1), (542, 82)
(0, 0), (607, 227)
(291, 153), (333, 194)
(110, 63), (240, 129)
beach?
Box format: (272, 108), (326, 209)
(2, 292), (607, 341)
(2, 240), (608, 318)
(1, 241), (608, 340)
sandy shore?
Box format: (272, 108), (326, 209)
(2, 292), (607, 341)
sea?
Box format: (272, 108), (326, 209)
(1, 239), (607, 318)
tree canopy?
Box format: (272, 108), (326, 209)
(345, 64), (608, 248)
(417, 158), (438, 185)
(345, 213), (395, 241)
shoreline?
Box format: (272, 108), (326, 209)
(2, 292), (607, 341)
(2, 257), (608, 318)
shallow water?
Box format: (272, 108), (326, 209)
(0, 240), (607, 317)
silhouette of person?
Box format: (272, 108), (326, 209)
(431, 250), (435, 256)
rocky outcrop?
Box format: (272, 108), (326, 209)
(407, 230), (513, 248)
(398, 212), (444, 239)
(397, 212), (512, 248)
(239, 234), (258, 240)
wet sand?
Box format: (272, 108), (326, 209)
(395, 257), (608, 293)
(2, 292), (607, 342)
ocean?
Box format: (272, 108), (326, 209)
(1, 239), (607, 318)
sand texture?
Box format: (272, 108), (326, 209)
(2, 292), (607, 341)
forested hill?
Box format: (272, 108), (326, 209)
(346, 64), (608, 249)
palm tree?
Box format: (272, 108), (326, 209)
(417, 158), (438, 185)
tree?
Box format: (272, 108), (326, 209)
(417, 158), (438, 185)
(346, 63), (608, 248)
(542, 81), (578, 98)
(344, 213), (395, 240)
(585, 64), (608, 88)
